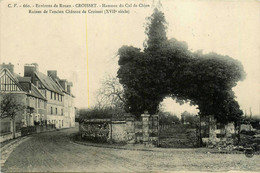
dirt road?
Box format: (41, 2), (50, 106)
(1, 126), (259, 172)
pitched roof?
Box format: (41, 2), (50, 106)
(35, 72), (63, 95)
(17, 77), (31, 83)
(1, 67), (47, 101)
(0, 68), (25, 91)
(27, 84), (46, 100)
(13, 73), (22, 79)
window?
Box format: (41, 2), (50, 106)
(61, 96), (62, 102)
(61, 109), (63, 115)
(51, 92), (53, 99)
(62, 120), (63, 127)
(51, 107), (53, 114)
(38, 99), (40, 108)
(44, 102), (46, 109)
(54, 93), (56, 100)
(56, 108), (58, 115)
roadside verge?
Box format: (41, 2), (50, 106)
(0, 136), (31, 168)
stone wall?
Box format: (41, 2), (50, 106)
(19, 124), (56, 136)
(79, 112), (159, 147)
(202, 115), (236, 146)
(0, 131), (21, 143)
(0, 118), (24, 143)
(79, 119), (110, 142)
(110, 121), (127, 143)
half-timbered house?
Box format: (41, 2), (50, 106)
(0, 63), (75, 132)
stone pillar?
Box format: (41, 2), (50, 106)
(208, 115), (217, 146)
(151, 114), (159, 146)
(10, 118), (16, 139)
(30, 114), (34, 126)
(22, 110), (27, 127)
(10, 118), (14, 135)
(141, 111), (150, 146)
(225, 122), (235, 144)
(125, 113), (135, 144)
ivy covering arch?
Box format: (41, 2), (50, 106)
(117, 8), (245, 125)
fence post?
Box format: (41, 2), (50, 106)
(109, 118), (113, 143)
(152, 114), (159, 146)
(10, 118), (16, 139)
(141, 111), (150, 146)
(208, 115), (217, 146)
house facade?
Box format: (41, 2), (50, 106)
(0, 63), (75, 130)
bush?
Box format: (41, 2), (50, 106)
(240, 130), (256, 136)
(159, 112), (180, 126)
(78, 107), (125, 122)
(241, 116), (260, 129)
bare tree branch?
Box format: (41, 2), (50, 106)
(95, 74), (126, 110)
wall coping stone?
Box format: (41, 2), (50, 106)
(111, 121), (126, 124)
(141, 113), (150, 118)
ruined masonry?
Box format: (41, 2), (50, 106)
(79, 112), (159, 147)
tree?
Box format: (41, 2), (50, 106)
(96, 74), (126, 110)
(159, 111), (180, 125)
(181, 111), (199, 127)
(117, 7), (245, 126)
(0, 93), (26, 138)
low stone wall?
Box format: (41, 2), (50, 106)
(0, 124), (56, 143)
(0, 131), (21, 143)
(202, 115), (236, 146)
(21, 124), (56, 136)
(110, 121), (127, 143)
(80, 119), (110, 142)
(79, 112), (159, 147)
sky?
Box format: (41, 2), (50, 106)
(1, 0), (259, 117)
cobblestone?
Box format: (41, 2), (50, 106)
(2, 127), (260, 172)
(0, 136), (30, 169)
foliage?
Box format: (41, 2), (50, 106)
(78, 107), (125, 122)
(0, 93), (26, 119)
(159, 124), (198, 148)
(181, 111), (199, 128)
(241, 116), (260, 129)
(159, 111), (180, 125)
(117, 8), (245, 125)
(0, 93), (26, 138)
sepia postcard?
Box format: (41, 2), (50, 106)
(0, 0), (259, 172)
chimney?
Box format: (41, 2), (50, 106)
(31, 63), (39, 71)
(67, 85), (71, 93)
(59, 79), (67, 91)
(0, 62), (14, 74)
(24, 63), (39, 77)
(47, 70), (57, 79)
(67, 82), (73, 93)
(24, 63), (39, 84)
